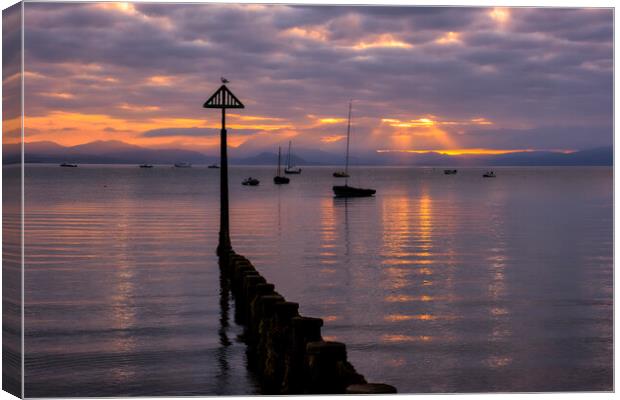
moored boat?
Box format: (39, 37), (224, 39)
(174, 162), (192, 168)
(331, 101), (375, 197)
(483, 171), (496, 178)
(139, 164), (153, 168)
(444, 169), (457, 175)
(273, 146), (290, 184)
(242, 177), (260, 186)
(208, 164), (220, 169)
(60, 162), (77, 167)
(284, 141), (302, 174)
(333, 185), (376, 197)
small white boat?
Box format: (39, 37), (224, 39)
(285, 166), (302, 174)
(284, 141), (302, 174)
(483, 171), (496, 178)
(174, 162), (192, 168)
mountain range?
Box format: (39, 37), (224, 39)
(2, 140), (613, 166)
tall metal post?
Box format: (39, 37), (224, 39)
(204, 83), (244, 257)
(218, 107), (231, 256)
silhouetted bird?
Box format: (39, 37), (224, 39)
(221, 77), (229, 84)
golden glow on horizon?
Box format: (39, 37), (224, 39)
(25, 111), (205, 146)
(24, 110), (293, 148)
(381, 116), (459, 150)
(376, 148), (576, 155)
(3, 116), (21, 141)
(382, 116), (493, 128)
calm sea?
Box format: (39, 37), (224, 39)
(23, 165), (612, 396)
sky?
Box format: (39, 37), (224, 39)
(20, 3), (613, 156)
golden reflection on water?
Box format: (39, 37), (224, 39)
(417, 194), (433, 253)
(385, 357), (407, 367)
(381, 334), (433, 343)
(484, 190), (513, 369)
(381, 191), (412, 263)
(384, 294), (435, 303)
(320, 197), (337, 247)
(384, 313), (437, 322)
(109, 205), (137, 382)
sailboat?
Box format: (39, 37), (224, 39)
(333, 104), (352, 178)
(332, 101), (376, 198)
(273, 146), (290, 184)
(284, 141), (302, 174)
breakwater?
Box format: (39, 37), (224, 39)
(220, 250), (397, 395)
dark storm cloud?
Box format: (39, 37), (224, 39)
(23, 3), (613, 152)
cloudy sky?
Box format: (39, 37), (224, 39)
(22, 3), (612, 156)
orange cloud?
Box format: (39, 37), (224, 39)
(146, 75), (175, 86)
(228, 113), (285, 122)
(40, 92), (76, 99)
(489, 7), (510, 25)
(352, 34), (412, 50)
(436, 31), (462, 45)
(117, 103), (161, 112)
(284, 26), (329, 42)
(320, 135), (346, 143)
(24, 111), (207, 145)
(318, 118), (347, 124)
(23, 109), (288, 151)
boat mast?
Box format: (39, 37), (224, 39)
(287, 140), (292, 169)
(277, 146), (282, 176)
(344, 100), (352, 176)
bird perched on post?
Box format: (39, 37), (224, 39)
(221, 77), (229, 84)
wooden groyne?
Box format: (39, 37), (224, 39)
(220, 250), (397, 395)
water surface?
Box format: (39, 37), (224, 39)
(24, 165), (612, 395)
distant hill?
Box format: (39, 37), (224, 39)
(365, 147), (613, 166)
(3, 140), (613, 166)
(16, 140), (217, 165)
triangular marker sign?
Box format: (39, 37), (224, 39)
(203, 85), (245, 109)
